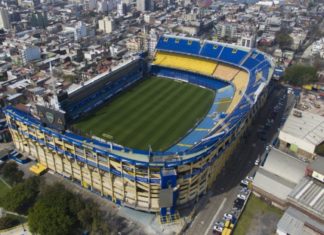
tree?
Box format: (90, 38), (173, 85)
(283, 64), (318, 86)
(275, 32), (293, 50)
(0, 216), (20, 229)
(0, 162), (24, 185)
(28, 184), (79, 235)
(28, 183), (111, 235)
(0, 177), (40, 214)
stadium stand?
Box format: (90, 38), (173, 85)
(156, 36), (201, 55)
(153, 51), (217, 76)
(213, 64), (240, 81)
(150, 66), (228, 90)
(226, 71), (249, 114)
(199, 43), (223, 59)
(218, 47), (249, 65)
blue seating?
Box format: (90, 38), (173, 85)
(151, 65), (228, 90)
(218, 47), (248, 65)
(156, 36), (201, 55)
(200, 43), (223, 59)
(62, 72), (143, 120)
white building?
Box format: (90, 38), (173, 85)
(97, 0), (108, 13)
(0, 7), (10, 30)
(87, 0), (97, 11)
(74, 21), (88, 41)
(117, 3), (127, 16)
(311, 38), (324, 58)
(98, 17), (115, 34)
(238, 34), (256, 48)
(21, 46), (41, 65)
(279, 109), (324, 159)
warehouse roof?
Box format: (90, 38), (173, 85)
(288, 177), (324, 221)
(309, 157), (324, 175)
(277, 207), (324, 235)
(280, 108), (324, 146)
(253, 167), (296, 201)
(263, 148), (307, 184)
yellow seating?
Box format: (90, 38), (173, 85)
(227, 71), (249, 114)
(153, 52), (217, 75)
(213, 64), (240, 81)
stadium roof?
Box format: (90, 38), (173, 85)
(288, 177), (324, 221)
(277, 207), (324, 235)
(279, 108), (324, 152)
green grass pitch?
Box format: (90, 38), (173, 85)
(74, 77), (215, 151)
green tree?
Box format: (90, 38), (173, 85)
(0, 162), (24, 185)
(275, 32), (293, 50)
(283, 64), (318, 86)
(0, 177), (40, 214)
(28, 184), (78, 235)
(0, 216), (20, 229)
(28, 183), (110, 235)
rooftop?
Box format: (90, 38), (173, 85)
(277, 206), (324, 235)
(288, 177), (324, 221)
(280, 108), (324, 147)
(252, 148), (307, 201)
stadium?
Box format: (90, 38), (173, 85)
(4, 35), (274, 222)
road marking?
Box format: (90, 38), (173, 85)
(204, 197), (227, 235)
(0, 177), (12, 189)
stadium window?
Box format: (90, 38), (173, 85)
(175, 38), (180, 43)
(188, 40), (192, 45)
(232, 49), (238, 54)
(213, 45), (218, 49)
(163, 37), (168, 42)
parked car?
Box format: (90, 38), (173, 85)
(214, 221), (224, 227)
(223, 213), (233, 220)
(246, 176), (254, 181)
(255, 159), (260, 166)
(237, 194), (247, 200)
(240, 179), (249, 187)
(213, 225), (223, 234)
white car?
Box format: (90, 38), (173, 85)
(214, 221), (224, 227)
(223, 213), (233, 220)
(213, 225), (223, 233)
(255, 159), (260, 166)
(237, 194), (247, 200)
(246, 176), (254, 181)
(240, 179), (249, 187)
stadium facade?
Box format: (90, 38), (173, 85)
(4, 35), (274, 221)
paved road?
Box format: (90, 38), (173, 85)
(185, 82), (295, 235)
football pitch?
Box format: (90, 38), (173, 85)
(74, 77), (215, 151)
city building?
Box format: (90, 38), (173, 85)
(238, 34), (256, 48)
(0, 7), (10, 30)
(252, 148), (307, 209)
(21, 46), (41, 65)
(278, 109), (324, 160)
(98, 17), (115, 34)
(216, 23), (238, 40)
(137, 0), (153, 12)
